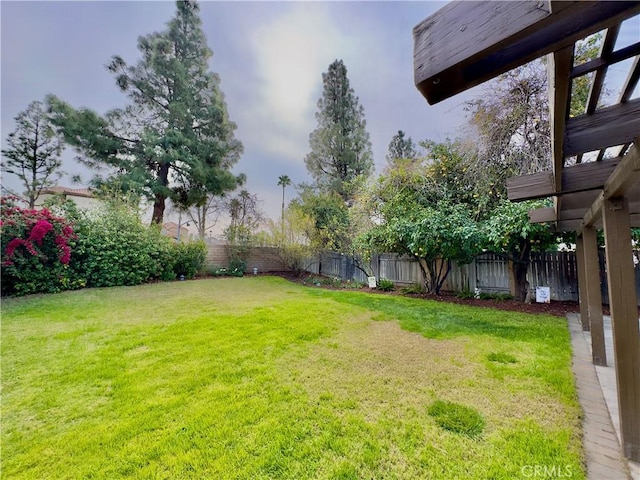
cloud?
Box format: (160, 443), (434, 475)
(245, 3), (352, 164)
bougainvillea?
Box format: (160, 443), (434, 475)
(1, 196), (76, 295)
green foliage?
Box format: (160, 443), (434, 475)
(224, 189), (263, 268)
(172, 240), (207, 279)
(400, 283), (423, 295)
(363, 202), (483, 295)
(484, 200), (556, 256)
(455, 290), (476, 300)
(386, 130), (418, 163)
(1, 101), (64, 208)
(319, 276), (343, 287)
(292, 190), (351, 253)
(48, 1), (243, 225)
(68, 200), (176, 287)
(376, 278), (395, 291)
(487, 352), (518, 364)
(479, 292), (514, 302)
(228, 258), (246, 277)
(305, 59), (373, 201)
(1, 196), (77, 295)
(427, 400), (485, 437)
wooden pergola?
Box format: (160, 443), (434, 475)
(413, 1), (640, 462)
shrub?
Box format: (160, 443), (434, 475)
(1, 196), (78, 296)
(228, 258), (246, 277)
(67, 201), (176, 287)
(428, 400), (485, 437)
(172, 241), (207, 279)
(377, 278), (395, 291)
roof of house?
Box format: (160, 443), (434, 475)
(40, 186), (94, 198)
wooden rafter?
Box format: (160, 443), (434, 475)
(580, 139), (640, 233)
(576, 24), (620, 164)
(564, 98), (640, 157)
(507, 158), (621, 201)
(570, 40), (638, 80)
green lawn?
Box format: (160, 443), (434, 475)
(1, 276), (584, 479)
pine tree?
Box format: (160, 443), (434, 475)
(386, 130), (417, 163)
(2, 101), (64, 208)
(49, 0), (242, 225)
(304, 60), (373, 201)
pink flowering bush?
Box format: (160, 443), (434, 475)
(1, 196), (77, 295)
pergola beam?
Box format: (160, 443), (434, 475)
(508, 158), (621, 201)
(580, 140), (640, 233)
(564, 98), (640, 156)
(413, 1), (640, 104)
(576, 25), (620, 164)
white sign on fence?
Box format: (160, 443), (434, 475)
(536, 286), (551, 303)
(368, 276), (377, 288)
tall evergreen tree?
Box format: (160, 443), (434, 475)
(49, 0), (243, 225)
(304, 60), (373, 201)
(2, 100), (64, 208)
(386, 130), (417, 163)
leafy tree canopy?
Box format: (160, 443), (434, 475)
(2, 100), (64, 208)
(386, 130), (418, 163)
(48, 0), (243, 225)
(304, 59), (373, 201)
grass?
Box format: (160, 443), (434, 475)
(2, 276), (585, 479)
(427, 400), (485, 438)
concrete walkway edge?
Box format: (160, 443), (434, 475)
(567, 313), (632, 480)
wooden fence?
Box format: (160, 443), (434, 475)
(310, 250), (640, 304)
(205, 244), (640, 304)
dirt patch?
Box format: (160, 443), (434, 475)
(275, 311), (573, 434)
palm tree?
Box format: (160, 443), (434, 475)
(277, 175), (291, 239)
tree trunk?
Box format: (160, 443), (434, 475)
(417, 257), (432, 293)
(151, 163), (170, 225)
(151, 194), (166, 225)
(511, 241), (532, 302)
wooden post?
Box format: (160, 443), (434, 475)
(602, 196), (640, 461)
(576, 235), (591, 331)
(583, 226), (607, 366)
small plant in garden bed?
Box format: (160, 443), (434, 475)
(428, 400), (485, 437)
(479, 292), (514, 301)
(319, 276), (343, 287)
(343, 280), (365, 289)
(377, 278), (395, 291)
(455, 290), (476, 300)
(400, 283), (423, 295)
(209, 266), (228, 277)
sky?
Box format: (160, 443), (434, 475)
(1, 0), (480, 231)
(2, 1), (637, 234)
